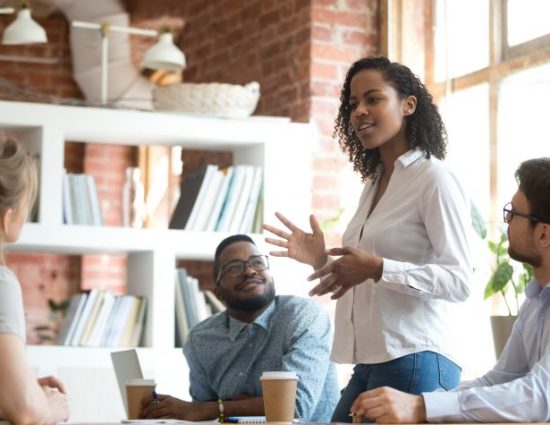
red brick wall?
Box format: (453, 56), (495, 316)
(1, 0), (380, 343)
(309, 0), (379, 245)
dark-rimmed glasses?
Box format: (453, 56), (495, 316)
(216, 255), (269, 283)
(503, 202), (544, 224)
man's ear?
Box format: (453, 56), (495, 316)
(536, 223), (550, 249)
(403, 95), (417, 116)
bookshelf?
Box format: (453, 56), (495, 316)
(0, 100), (315, 421)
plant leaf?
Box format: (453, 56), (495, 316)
(470, 202), (487, 239)
(484, 262), (514, 299)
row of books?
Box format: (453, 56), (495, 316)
(62, 171), (103, 226)
(57, 289), (147, 348)
(175, 267), (225, 347)
(169, 164), (263, 234)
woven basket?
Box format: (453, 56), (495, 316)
(153, 81), (260, 118)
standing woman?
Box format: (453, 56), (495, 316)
(0, 135), (70, 424)
(263, 56), (472, 422)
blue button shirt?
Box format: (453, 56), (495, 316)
(183, 295), (340, 422)
(424, 279), (550, 421)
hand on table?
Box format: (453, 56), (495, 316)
(350, 386), (427, 424)
(140, 393), (206, 421)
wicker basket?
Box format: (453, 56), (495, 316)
(153, 81), (260, 118)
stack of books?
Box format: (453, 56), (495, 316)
(169, 164), (263, 233)
(57, 290), (147, 347)
(174, 267), (226, 347)
(62, 171), (103, 226)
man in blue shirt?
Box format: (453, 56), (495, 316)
(140, 234), (339, 422)
(348, 157), (550, 423)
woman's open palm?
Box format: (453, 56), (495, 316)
(263, 212), (327, 269)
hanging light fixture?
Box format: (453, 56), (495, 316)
(72, 20), (186, 105)
(142, 27), (186, 71)
(1, 3), (47, 45)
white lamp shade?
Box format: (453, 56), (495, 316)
(143, 32), (186, 71)
(2, 8), (47, 45)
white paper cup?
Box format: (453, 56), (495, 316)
(260, 371), (299, 423)
(125, 378), (156, 419)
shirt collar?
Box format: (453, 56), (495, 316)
(525, 279), (550, 301)
(226, 299), (276, 341)
(396, 147), (425, 167)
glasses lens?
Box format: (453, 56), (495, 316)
(249, 255), (268, 271)
(503, 203), (512, 223)
(224, 260), (245, 277)
(222, 255), (269, 278)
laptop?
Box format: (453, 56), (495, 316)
(111, 349), (144, 417)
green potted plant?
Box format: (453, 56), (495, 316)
(471, 204), (533, 357)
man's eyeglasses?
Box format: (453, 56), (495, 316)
(217, 255), (269, 283)
(502, 202), (545, 224)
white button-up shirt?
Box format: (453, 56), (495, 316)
(331, 148), (472, 364)
(424, 279), (550, 422)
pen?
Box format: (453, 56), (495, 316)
(152, 390), (160, 405)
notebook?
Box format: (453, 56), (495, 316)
(111, 349), (144, 417)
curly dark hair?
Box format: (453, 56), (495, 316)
(334, 56), (447, 180)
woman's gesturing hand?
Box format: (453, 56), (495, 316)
(307, 246), (383, 299)
(263, 212), (327, 269)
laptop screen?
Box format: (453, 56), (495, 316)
(111, 349), (144, 417)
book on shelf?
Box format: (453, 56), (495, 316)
(78, 290), (105, 346)
(85, 174), (103, 226)
(215, 166), (246, 232)
(62, 172), (103, 226)
(192, 168), (225, 232)
(86, 291), (116, 347)
(61, 170), (73, 225)
(227, 165), (255, 233)
(68, 289), (100, 346)
(169, 166), (209, 230)
(238, 166), (263, 233)
(174, 272), (189, 347)
(118, 296), (143, 347)
(57, 292), (88, 345)
(205, 167), (234, 232)
(57, 291), (147, 348)
(184, 164), (218, 231)
(175, 268), (211, 342)
(130, 297), (148, 347)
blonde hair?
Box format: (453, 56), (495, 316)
(0, 134), (38, 227)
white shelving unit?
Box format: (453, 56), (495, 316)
(0, 100), (315, 421)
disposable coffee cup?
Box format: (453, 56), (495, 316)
(260, 371), (299, 423)
(125, 378), (156, 419)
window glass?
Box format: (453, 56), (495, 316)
(507, 0), (550, 46)
(498, 63), (550, 209)
(434, 0), (489, 81)
(440, 84), (490, 221)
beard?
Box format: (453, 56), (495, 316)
(508, 246), (542, 268)
(220, 277), (276, 312)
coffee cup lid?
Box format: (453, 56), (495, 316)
(260, 371), (299, 380)
(125, 378), (156, 386)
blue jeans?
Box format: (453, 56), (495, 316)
(331, 351), (461, 422)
